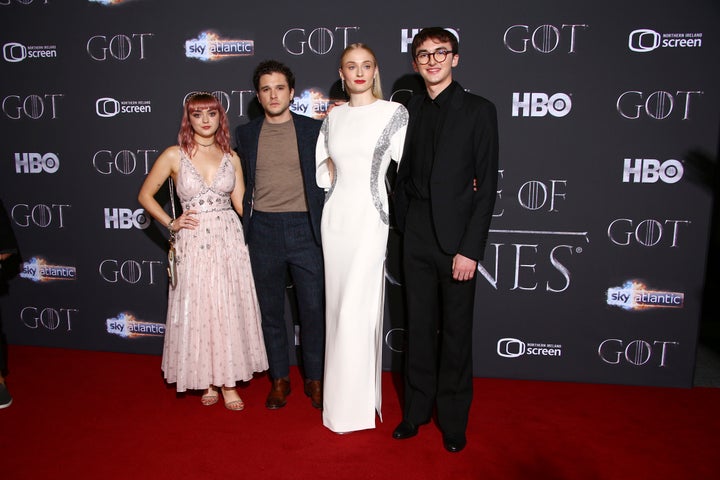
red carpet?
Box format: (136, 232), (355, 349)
(1, 345), (719, 479)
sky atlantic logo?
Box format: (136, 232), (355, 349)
(622, 158), (683, 184)
(606, 280), (684, 311)
(15, 152), (60, 174)
(289, 89), (332, 120)
(89, 0), (139, 5)
(95, 97), (152, 117)
(106, 312), (165, 338)
(628, 29), (703, 53)
(400, 27), (459, 53)
(185, 31), (254, 61)
(512, 92), (572, 117)
(20, 257), (77, 282)
(497, 338), (563, 358)
(3, 42), (57, 62)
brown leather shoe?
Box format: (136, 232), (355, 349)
(265, 378), (290, 409)
(304, 379), (322, 409)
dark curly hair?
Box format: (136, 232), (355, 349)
(410, 27), (459, 58)
(252, 60), (295, 91)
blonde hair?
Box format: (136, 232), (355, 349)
(340, 43), (383, 100)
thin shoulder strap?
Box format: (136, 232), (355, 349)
(168, 177), (177, 220)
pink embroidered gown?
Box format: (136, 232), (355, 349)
(161, 149), (268, 391)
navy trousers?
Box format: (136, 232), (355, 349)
(247, 211), (325, 380)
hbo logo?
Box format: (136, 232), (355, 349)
(512, 92), (572, 117)
(15, 152), (59, 173)
(104, 208), (150, 230)
(623, 158), (683, 184)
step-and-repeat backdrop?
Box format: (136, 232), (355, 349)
(1, 0), (717, 387)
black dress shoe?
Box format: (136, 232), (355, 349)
(443, 434), (467, 453)
(392, 420), (418, 439)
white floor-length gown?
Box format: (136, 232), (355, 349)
(316, 100), (408, 432)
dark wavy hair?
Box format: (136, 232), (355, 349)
(177, 92), (231, 155)
(410, 27), (459, 58)
(252, 60), (295, 91)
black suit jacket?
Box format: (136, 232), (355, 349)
(234, 112), (324, 246)
(395, 82), (499, 261)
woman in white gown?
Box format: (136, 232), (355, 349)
(316, 44), (408, 433)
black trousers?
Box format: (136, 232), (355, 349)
(402, 199), (476, 436)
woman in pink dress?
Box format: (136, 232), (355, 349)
(139, 92), (268, 410)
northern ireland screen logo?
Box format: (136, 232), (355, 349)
(628, 29), (702, 53)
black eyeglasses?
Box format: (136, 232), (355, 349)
(415, 49), (455, 65)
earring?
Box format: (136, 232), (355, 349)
(341, 78), (345, 93)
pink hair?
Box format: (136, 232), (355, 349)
(177, 93), (231, 155)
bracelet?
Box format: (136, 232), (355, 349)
(167, 219), (175, 231)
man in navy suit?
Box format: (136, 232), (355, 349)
(235, 61), (324, 410)
(392, 28), (499, 452)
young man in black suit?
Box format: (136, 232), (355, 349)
(393, 27), (499, 453)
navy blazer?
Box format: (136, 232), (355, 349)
(394, 82), (499, 261)
(234, 112), (324, 246)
